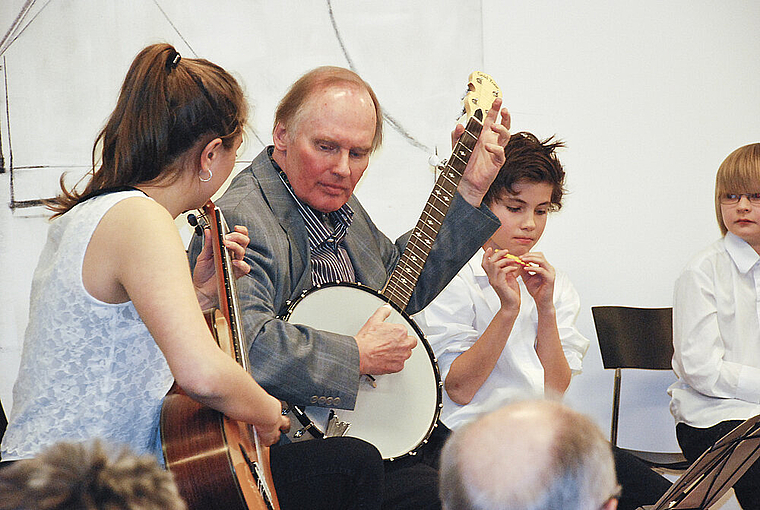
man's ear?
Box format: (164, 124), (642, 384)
(602, 498), (618, 510)
(272, 122), (289, 152)
(199, 137), (223, 170)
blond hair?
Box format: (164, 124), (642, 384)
(714, 143), (760, 235)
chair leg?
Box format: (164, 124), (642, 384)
(611, 368), (621, 446)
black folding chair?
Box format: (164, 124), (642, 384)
(592, 305), (690, 471)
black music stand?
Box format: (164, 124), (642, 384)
(639, 413), (760, 510)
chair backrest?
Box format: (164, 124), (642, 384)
(592, 306), (674, 371)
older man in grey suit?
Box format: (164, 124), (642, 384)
(189, 66), (510, 509)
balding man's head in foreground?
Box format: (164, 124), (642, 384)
(440, 399), (619, 510)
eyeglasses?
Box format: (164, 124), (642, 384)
(720, 193), (760, 205)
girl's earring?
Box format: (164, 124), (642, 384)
(199, 168), (213, 182)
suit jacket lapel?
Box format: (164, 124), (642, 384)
(251, 152), (313, 298)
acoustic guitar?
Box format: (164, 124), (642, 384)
(281, 71), (502, 460)
(161, 202), (280, 510)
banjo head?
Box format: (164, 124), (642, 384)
(284, 282), (442, 460)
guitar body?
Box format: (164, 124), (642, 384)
(283, 282), (442, 461)
(161, 393), (275, 510)
(161, 205), (280, 510)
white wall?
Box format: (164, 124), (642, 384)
(2, 0), (759, 462)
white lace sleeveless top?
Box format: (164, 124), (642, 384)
(1, 191), (174, 461)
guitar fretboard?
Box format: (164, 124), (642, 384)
(383, 111), (484, 310)
(206, 205), (248, 372)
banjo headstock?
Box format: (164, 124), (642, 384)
(462, 71), (502, 122)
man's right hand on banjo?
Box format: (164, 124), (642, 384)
(355, 304), (417, 375)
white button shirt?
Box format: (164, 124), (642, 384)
(414, 249), (589, 431)
(669, 232), (760, 428)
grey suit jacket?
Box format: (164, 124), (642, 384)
(189, 148), (499, 409)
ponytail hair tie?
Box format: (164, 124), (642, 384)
(166, 50), (181, 70)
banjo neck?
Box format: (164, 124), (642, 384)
(382, 111), (484, 310)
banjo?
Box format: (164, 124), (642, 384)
(282, 71), (502, 460)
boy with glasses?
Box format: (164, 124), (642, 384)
(669, 142), (760, 509)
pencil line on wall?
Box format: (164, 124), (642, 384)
(326, 0), (432, 154)
(0, 0), (55, 59)
(5, 57), (13, 193)
(150, 1), (267, 152)
(0, 60), (5, 174)
(152, 0), (197, 57)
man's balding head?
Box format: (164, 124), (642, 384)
(440, 399), (619, 510)
(273, 66), (383, 153)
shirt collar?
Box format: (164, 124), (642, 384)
(472, 248), (487, 278)
(724, 231), (760, 274)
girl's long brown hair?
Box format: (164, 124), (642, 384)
(48, 43), (247, 218)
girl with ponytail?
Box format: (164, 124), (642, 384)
(2, 41), (286, 459)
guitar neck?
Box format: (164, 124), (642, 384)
(204, 203), (248, 372)
(383, 111), (484, 310)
